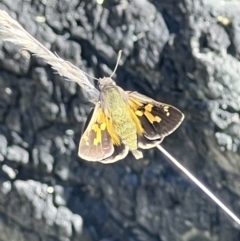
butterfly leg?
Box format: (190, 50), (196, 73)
(131, 150), (143, 159)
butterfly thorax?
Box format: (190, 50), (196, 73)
(99, 80), (138, 150)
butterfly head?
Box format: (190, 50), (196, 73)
(98, 77), (116, 91)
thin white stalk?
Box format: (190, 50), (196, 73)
(157, 145), (240, 226)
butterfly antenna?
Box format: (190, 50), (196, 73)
(110, 50), (122, 78)
(157, 145), (240, 226)
(74, 51), (123, 81)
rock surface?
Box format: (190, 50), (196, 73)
(0, 0), (240, 240)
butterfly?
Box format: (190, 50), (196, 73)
(78, 77), (184, 163)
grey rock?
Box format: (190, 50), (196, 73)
(7, 145), (29, 164)
(2, 164), (17, 179)
(0, 0), (239, 241)
(0, 134), (8, 156)
(6, 108), (21, 132)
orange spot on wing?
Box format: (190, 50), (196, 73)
(92, 124), (99, 132)
(91, 123), (101, 146)
(144, 111), (155, 124)
(135, 110), (143, 116)
(154, 116), (161, 123)
(100, 122), (106, 130)
(145, 104), (153, 112)
(163, 106), (170, 116)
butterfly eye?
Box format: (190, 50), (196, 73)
(97, 78), (103, 90)
(98, 81), (103, 91)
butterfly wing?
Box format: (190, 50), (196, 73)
(79, 102), (129, 163)
(99, 144), (129, 164)
(79, 102), (115, 161)
(127, 91), (184, 149)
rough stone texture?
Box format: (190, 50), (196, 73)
(0, 0), (240, 240)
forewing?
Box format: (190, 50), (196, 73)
(78, 103), (114, 161)
(127, 91), (184, 144)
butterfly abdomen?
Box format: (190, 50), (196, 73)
(112, 118), (138, 150)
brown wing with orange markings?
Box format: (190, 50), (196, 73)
(78, 103), (114, 162)
(79, 102), (129, 163)
(127, 91), (184, 149)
